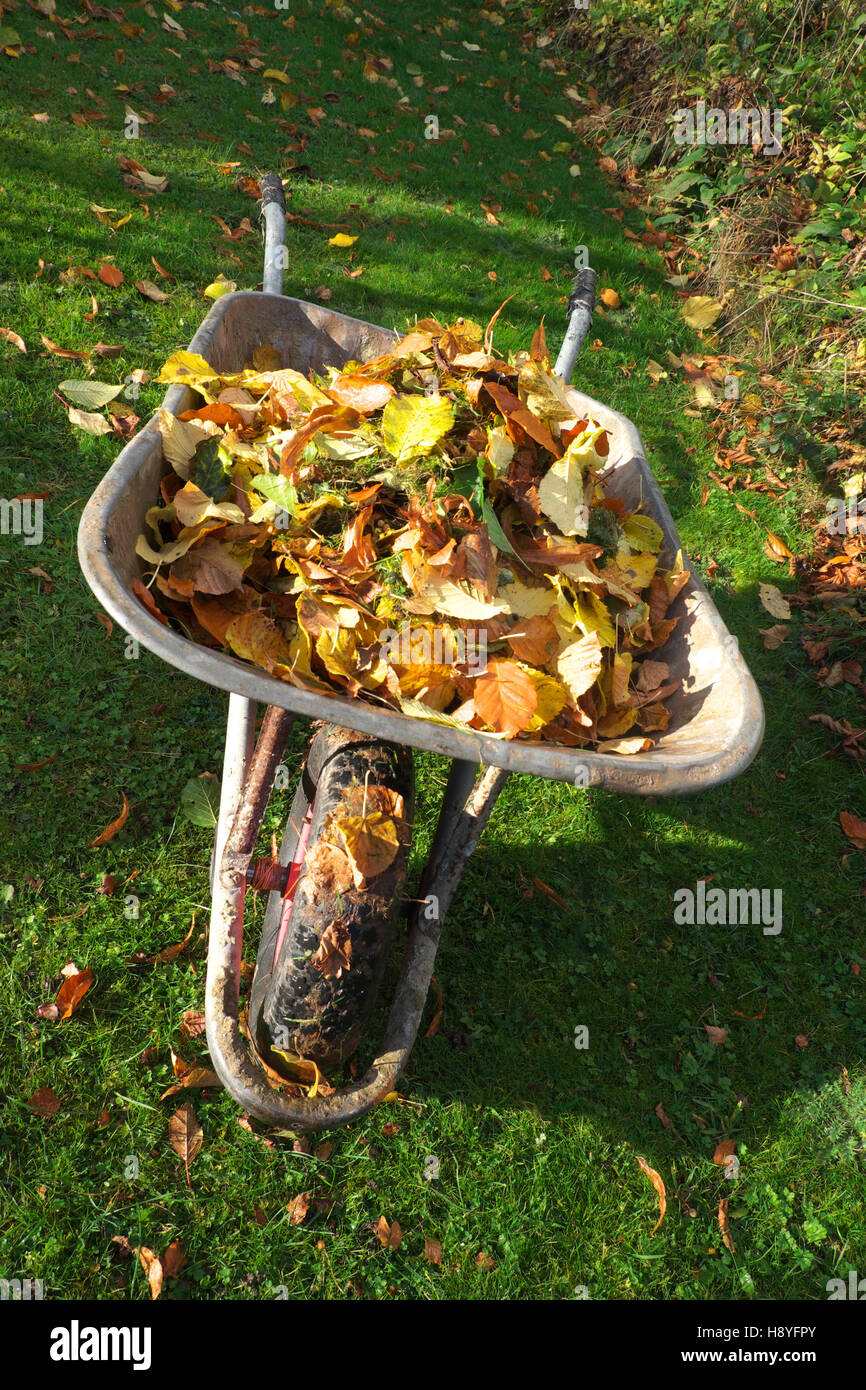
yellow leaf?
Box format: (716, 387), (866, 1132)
(262, 68), (290, 83)
(537, 423), (608, 537)
(621, 513), (663, 554)
(156, 409), (221, 477)
(226, 611), (294, 674)
(522, 666), (568, 729)
(485, 424), (514, 475)
(556, 632), (604, 702)
(517, 360), (576, 424)
(573, 590), (616, 647)
(758, 583), (791, 620)
(328, 233), (358, 247)
(681, 295), (724, 331)
(203, 274), (237, 300)
(413, 560), (510, 620)
(334, 811), (400, 887)
(382, 393), (455, 465)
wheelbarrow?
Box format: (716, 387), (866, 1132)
(77, 174), (764, 1132)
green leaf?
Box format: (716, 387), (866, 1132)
(59, 379), (123, 409)
(180, 775), (220, 829)
(382, 393), (455, 465)
(190, 437), (229, 501)
(250, 473), (298, 514)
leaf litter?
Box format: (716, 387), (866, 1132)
(133, 311), (689, 749)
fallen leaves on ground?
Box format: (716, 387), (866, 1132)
(89, 791), (130, 846)
(168, 1101), (203, 1187)
(717, 1197), (735, 1253)
(27, 1087), (61, 1116)
(636, 1154), (667, 1235)
(376, 1215), (402, 1249)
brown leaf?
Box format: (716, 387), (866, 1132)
(704, 1024), (728, 1046)
(424, 1237), (443, 1266)
(758, 624), (788, 650)
(98, 262), (123, 288)
(654, 1101), (672, 1129)
(505, 614), (559, 665)
(636, 1155), (667, 1235)
(376, 1215), (402, 1249)
(712, 1139), (736, 1166)
(180, 1009), (206, 1039)
(303, 841), (354, 902)
(89, 790), (130, 846)
(310, 919), (352, 978)
(27, 1087), (61, 1116)
(55, 966), (95, 1022)
(41, 334), (89, 359)
(314, 1140), (333, 1161)
(161, 1239), (187, 1278)
(159, 1067), (221, 1100)
(151, 256), (176, 281)
(717, 1197), (735, 1253)
(599, 287), (621, 309)
(840, 811), (866, 849)
(135, 279), (171, 302)
(168, 1102), (203, 1187)
(288, 1192), (310, 1225)
(133, 578), (170, 627)
(475, 1250), (495, 1271)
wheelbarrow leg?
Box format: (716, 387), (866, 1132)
(409, 760), (511, 936)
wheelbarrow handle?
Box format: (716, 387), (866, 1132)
(259, 173), (287, 296)
(554, 265), (597, 385)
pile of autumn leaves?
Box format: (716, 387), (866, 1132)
(134, 312), (688, 748)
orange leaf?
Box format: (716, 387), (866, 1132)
(89, 790), (130, 846)
(376, 1215), (402, 1249)
(326, 375), (394, 413)
(98, 263), (124, 288)
(137, 1246), (164, 1300)
(636, 1155), (667, 1235)
(55, 966), (95, 1021)
(717, 1197), (735, 1252)
(0, 326), (26, 352)
(288, 1192), (310, 1225)
(473, 658), (537, 738)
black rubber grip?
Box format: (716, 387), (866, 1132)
(259, 172), (286, 212)
(567, 266), (597, 321)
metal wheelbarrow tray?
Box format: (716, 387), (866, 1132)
(78, 287), (763, 795)
(78, 278), (764, 1132)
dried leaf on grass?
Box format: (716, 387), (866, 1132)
(636, 1155), (667, 1236)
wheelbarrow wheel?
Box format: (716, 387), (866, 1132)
(249, 726), (414, 1074)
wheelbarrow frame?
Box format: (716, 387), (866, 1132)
(77, 175), (764, 1131)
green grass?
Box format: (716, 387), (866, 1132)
(0, 0), (864, 1302)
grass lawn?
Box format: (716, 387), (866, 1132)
(0, 0), (863, 1301)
